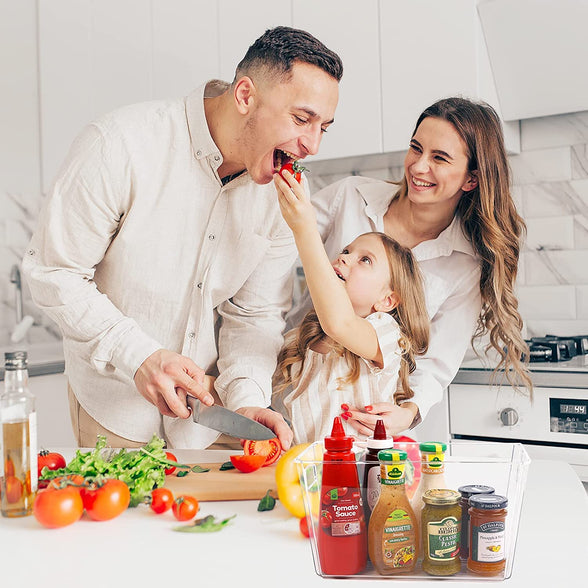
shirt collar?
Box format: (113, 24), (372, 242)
(185, 80), (227, 163)
(356, 180), (476, 260)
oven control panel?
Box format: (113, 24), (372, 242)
(550, 398), (588, 435)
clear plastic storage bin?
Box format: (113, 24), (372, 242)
(295, 441), (530, 581)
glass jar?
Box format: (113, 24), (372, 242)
(421, 489), (462, 576)
(467, 494), (508, 576)
(457, 484), (495, 559)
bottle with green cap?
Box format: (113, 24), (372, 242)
(368, 449), (418, 575)
(410, 441), (448, 542)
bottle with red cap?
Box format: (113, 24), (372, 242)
(361, 419), (394, 523)
(317, 416), (367, 576)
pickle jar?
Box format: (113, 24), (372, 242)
(467, 494), (508, 576)
(421, 489), (462, 576)
(457, 484), (495, 559)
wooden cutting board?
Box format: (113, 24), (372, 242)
(164, 462), (277, 501)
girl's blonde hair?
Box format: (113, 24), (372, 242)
(404, 97), (532, 393)
(275, 232), (429, 403)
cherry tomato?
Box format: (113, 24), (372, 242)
(37, 450), (66, 478)
(149, 487), (174, 514)
(164, 451), (177, 475)
(5, 476), (23, 503)
(49, 474), (86, 493)
(33, 486), (84, 528)
(172, 495), (199, 522)
(278, 160), (305, 183)
(243, 438), (282, 467)
(230, 454), (266, 473)
(299, 515), (310, 538)
(81, 479), (130, 521)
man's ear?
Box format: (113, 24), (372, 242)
(233, 76), (256, 115)
(374, 291), (400, 313)
(462, 170), (478, 192)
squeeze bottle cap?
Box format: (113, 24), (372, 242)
(366, 419), (394, 450)
(324, 416), (353, 451)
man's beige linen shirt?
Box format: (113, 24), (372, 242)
(23, 81), (297, 447)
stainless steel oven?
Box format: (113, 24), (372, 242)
(448, 336), (588, 482)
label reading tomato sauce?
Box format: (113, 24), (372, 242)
(380, 509), (416, 569)
(321, 487), (363, 537)
(471, 521), (505, 563)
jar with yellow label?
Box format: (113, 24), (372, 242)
(421, 489), (462, 576)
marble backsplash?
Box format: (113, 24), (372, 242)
(1, 110), (587, 348)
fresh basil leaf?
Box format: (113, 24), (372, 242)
(173, 514), (236, 533)
(176, 470), (189, 477)
(219, 461), (235, 471)
(191, 465), (210, 473)
(257, 490), (276, 512)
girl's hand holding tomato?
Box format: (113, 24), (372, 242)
(273, 166), (316, 235)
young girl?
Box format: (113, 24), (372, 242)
(272, 171), (429, 443)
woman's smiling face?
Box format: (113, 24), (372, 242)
(404, 116), (477, 209)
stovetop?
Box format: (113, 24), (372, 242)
(527, 335), (588, 363)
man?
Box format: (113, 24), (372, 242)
(23, 27), (342, 450)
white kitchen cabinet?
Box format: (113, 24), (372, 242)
(293, 0), (382, 161)
(380, 0), (478, 153)
(28, 372), (76, 448)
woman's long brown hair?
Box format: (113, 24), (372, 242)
(275, 233), (429, 403)
(402, 97), (533, 394)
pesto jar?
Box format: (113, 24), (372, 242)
(421, 489), (462, 576)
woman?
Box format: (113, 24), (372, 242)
(287, 97), (532, 437)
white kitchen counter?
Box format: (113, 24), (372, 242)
(1, 453), (585, 587)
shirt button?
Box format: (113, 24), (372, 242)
(188, 332), (195, 339)
(208, 234), (215, 241)
(196, 149), (202, 157)
(214, 155), (220, 162)
(197, 282), (203, 289)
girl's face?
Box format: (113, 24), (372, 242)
(404, 116), (478, 210)
(332, 233), (395, 318)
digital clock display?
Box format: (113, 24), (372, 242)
(560, 404), (587, 415)
(549, 398), (588, 435)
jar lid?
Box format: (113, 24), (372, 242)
(458, 484), (496, 499)
(419, 441), (447, 453)
(378, 449), (407, 462)
(423, 489), (461, 505)
(469, 494), (508, 509)
(4, 351), (27, 370)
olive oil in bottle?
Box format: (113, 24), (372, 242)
(1, 351), (38, 517)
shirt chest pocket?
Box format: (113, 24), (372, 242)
(209, 232), (270, 307)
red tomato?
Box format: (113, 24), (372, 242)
(393, 436), (421, 499)
(299, 516), (310, 538)
(278, 161), (305, 183)
(243, 438), (282, 467)
(149, 487), (174, 514)
(81, 479), (130, 521)
(164, 451), (177, 475)
(37, 450), (66, 477)
(49, 474), (86, 493)
(4, 458), (15, 477)
(172, 495), (199, 522)
(33, 486), (84, 528)
(4, 476), (23, 503)
(230, 454), (266, 473)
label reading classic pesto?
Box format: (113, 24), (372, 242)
(426, 516), (460, 560)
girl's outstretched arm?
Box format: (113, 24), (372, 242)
(274, 171), (383, 365)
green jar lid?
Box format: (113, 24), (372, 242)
(378, 449), (407, 462)
(423, 489), (461, 505)
(419, 441), (447, 453)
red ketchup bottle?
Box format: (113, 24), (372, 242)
(317, 417), (367, 576)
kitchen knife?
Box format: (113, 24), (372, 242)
(186, 396), (276, 440)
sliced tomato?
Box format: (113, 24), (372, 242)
(230, 454), (266, 473)
(164, 452), (177, 475)
(243, 438), (282, 467)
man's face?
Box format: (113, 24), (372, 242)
(241, 62), (339, 185)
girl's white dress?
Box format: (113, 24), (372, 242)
(273, 311), (403, 444)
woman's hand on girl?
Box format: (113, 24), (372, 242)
(340, 402), (419, 437)
(273, 169), (316, 234)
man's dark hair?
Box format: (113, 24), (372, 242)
(234, 26), (343, 83)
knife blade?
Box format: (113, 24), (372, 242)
(186, 396), (276, 440)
